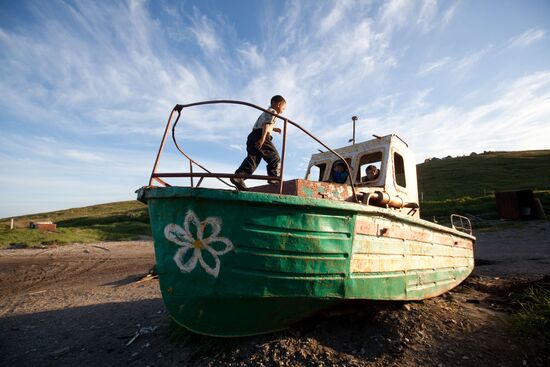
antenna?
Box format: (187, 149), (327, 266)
(348, 116), (358, 145)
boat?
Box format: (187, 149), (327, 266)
(136, 100), (475, 337)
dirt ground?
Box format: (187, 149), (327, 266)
(1, 221), (549, 367)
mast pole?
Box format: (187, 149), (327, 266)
(350, 115), (358, 145)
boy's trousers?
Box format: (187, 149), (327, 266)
(235, 129), (281, 178)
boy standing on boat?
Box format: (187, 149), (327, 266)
(231, 95), (286, 191)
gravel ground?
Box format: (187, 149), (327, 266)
(1, 222), (549, 366)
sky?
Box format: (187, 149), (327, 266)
(1, 0), (549, 218)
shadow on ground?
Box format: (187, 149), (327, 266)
(2, 277), (549, 367)
(1, 297), (407, 366)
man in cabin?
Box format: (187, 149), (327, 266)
(231, 95), (286, 191)
(362, 165), (380, 182)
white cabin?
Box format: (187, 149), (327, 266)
(305, 134), (420, 217)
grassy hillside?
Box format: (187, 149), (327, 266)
(0, 201), (150, 248)
(417, 150), (550, 201)
(418, 150), (550, 222)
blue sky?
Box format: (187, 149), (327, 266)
(1, 0), (549, 218)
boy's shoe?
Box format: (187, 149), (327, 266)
(230, 178), (248, 191)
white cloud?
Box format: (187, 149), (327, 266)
(318, 1), (350, 34)
(379, 0), (414, 31)
(188, 7), (222, 53)
(0, 0), (227, 140)
(417, 0), (438, 32)
(391, 72), (550, 160)
(417, 45), (493, 81)
(310, 71), (550, 162)
(454, 46), (492, 72)
(417, 57), (452, 76)
(63, 149), (104, 162)
(238, 43), (265, 69)
(441, 2), (459, 25)
(229, 144), (243, 152)
(508, 28), (546, 48)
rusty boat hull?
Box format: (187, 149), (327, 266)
(137, 186), (475, 337)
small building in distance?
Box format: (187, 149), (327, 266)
(29, 220), (57, 232)
(495, 189), (545, 220)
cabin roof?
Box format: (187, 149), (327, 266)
(309, 134), (409, 162)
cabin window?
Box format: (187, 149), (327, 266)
(394, 152), (407, 188)
(357, 152), (382, 183)
(308, 163), (327, 181)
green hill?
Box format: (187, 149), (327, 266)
(418, 150), (550, 200)
(417, 150), (550, 220)
(1, 150), (549, 247)
(0, 201), (150, 248)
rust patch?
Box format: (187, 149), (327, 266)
(355, 220), (377, 235)
(350, 253), (470, 273)
(250, 179), (358, 202)
(355, 218), (473, 250)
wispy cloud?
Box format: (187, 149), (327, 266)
(508, 28), (546, 48)
(188, 6), (223, 53)
(0, 1), (226, 140)
(229, 144), (243, 152)
(454, 46), (492, 72)
(442, 2), (459, 25)
(313, 70), (550, 162)
(0, 1), (548, 217)
(63, 149), (104, 162)
(417, 0), (438, 32)
(417, 45), (493, 79)
(318, 1), (351, 35)
(379, 0), (414, 32)
(417, 57), (452, 76)
(380, 72), (550, 159)
(237, 43), (265, 69)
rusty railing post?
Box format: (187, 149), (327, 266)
(279, 118), (288, 194)
(189, 161), (194, 187)
(149, 106), (180, 186)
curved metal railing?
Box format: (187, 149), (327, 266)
(148, 100), (358, 202)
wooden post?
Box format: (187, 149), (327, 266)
(10, 218), (14, 230)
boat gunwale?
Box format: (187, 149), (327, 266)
(137, 186), (476, 241)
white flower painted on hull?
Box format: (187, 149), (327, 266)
(164, 210), (234, 278)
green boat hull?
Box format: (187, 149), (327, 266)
(138, 187), (474, 337)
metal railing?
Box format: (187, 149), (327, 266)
(450, 214), (472, 235)
(148, 100), (359, 202)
